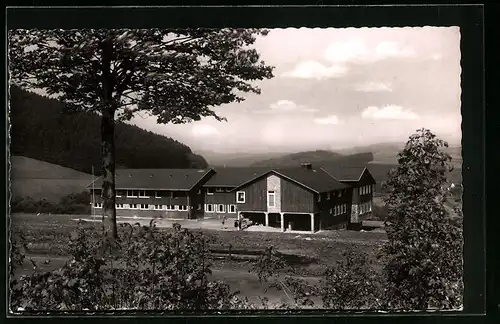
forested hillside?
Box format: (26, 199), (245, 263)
(251, 151), (374, 168)
(9, 87), (208, 174)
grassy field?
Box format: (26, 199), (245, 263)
(10, 156), (92, 202)
(10, 213), (387, 307)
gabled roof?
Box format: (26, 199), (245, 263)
(232, 167), (349, 194)
(90, 168), (214, 191)
(319, 165), (369, 182)
(203, 167), (272, 187)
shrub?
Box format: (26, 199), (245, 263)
(11, 191), (91, 215)
(381, 129), (463, 310)
(318, 249), (383, 310)
(10, 221), (253, 312)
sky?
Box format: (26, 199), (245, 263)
(131, 27), (462, 154)
(25, 27), (462, 155)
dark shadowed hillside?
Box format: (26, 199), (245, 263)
(250, 150), (374, 168)
(9, 87), (208, 174)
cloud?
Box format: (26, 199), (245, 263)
(361, 105), (419, 120)
(314, 115), (343, 125)
(191, 124), (220, 137)
(324, 39), (416, 64)
(255, 100), (319, 114)
(375, 41), (415, 59)
(354, 81), (393, 92)
(281, 60), (348, 80)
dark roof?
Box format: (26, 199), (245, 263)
(319, 165), (368, 181)
(232, 166), (349, 193)
(204, 167), (271, 187)
(274, 168), (350, 193)
(90, 168), (213, 190)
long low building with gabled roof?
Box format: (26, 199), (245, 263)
(88, 162), (376, 232)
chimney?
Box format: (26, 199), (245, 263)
(301, 162), (312, 170)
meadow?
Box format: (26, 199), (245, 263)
(10, 213), (387, 308)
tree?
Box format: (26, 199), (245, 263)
(381, 128), (463, 310)
(8, 29), (274, 241)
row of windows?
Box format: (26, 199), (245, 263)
(93, 203), (191, 211)
(104, 189), (234, 198)
(206, 187), (232, 195)
(359, 201), (372, 214)
(205, 204), (237, 213)
(318, 189), (346, 202)
(330, 204), (347, 216)
(116, 190), (186, 199)
(93, 202), (238, 213)
(359, 185), (374, 195)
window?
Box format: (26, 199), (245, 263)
(116, 190), (126, 198)
(228, 204), (236, 213)
(218, 204), (225, 212)
(369, 201), (372, 212)
(205, 204), (214, 212)
(343, 204), (346, 213)
(236, 191), (246, 203)
(197, 189), (202, 194)
(116, 203), (124, 209)
(268, 190), (276, 207)
(140, 204), (149, 209)
(94, 202), (102, 208)
(130, 203), (138, 209)
(215, 187), (224, 193)
(178, 205), (188, 211)
(139, 190), (149, 198)
(154, 205), (163, 210)
(329, 208), (333, 214)
(338, 190), (342, 198)
(166, 205), (175, 211)
(155, 191), (161, 198)
(207, 188), (214, 195)
(326, 192), (331, 200)
(127, 190), (138, 198)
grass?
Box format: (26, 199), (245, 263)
(10, 212), (388, 308)
(11, 156), (92, 202)
(11, 213), (386, 274)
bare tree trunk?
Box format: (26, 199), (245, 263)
(100, 37), (118, 241)
(101, 105), (117, 239)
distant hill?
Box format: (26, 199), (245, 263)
(250, 150), (374, 168)
(9, 86), (208, 175)
(10, 156), (93, 202)
(196, 150), (290, 168)
(334, 142), (462, 168)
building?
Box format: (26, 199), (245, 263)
(89, 163), (376, 232)
(201, 167), (271, 219)
(90, 168), (215, 219)
(230, 163), (375, 232)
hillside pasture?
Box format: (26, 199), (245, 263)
(10, 156), (93, 202)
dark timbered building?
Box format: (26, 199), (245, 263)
(88, 163), (376, 232)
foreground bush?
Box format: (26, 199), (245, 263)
(10, 221), (250, 311)
(382, 129), (463, 310)
(11, 191), (91, 215)
(250, 247), (384, 310)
